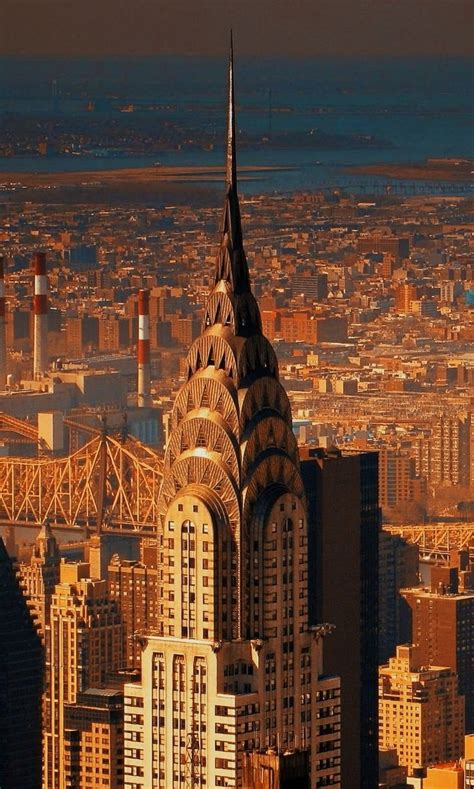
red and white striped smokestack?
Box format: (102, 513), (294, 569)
(0, 256), (6, 389)
(137, 288), (151, 407)
(33, 252), (48, 378)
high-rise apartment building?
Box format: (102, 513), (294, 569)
(18, 518), (60, 639)
(0, 538), (43, 789)
(276, 311), (348, 344)
(98, 315), (130, 352)
(394, 283), (420, 313)
(63, 687), (125, 789)
(378, 448), (417, 509)
(379, 644), (464, 775)
(43, 561), (124, 789)
(300, 446), (379, 789)
(430, 413), (471, 487)
(123, 41), (341, 789)
(415, 412), (473, 490)
(401, 557), (474, 731)
(108, 539), (159, 670)
(291, 271), (328, 303)
(65, 316), (99, 356)
(358, 235), (410, 259)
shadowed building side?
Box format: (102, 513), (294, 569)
(0, 538), (43, 789)
(300, 446), (379, 789)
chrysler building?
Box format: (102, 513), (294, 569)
(124, 37), (341, 789)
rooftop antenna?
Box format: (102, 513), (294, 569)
(226, 29), (237, 190)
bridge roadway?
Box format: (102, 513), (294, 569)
(1, 413), (472, 551)
(385, 522), (474, 561)
(0, 427), (162, 535)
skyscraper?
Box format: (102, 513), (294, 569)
(300, 446), (379, 789)
(123, 38), (341, 789)
(0, 538), (43, 789)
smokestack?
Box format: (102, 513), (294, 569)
(137, 289), (151, 407)
(33, 252), (48, 379)
(0, 256), (6, 389)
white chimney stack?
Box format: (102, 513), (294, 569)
(137, 288), (151, 407)
(33, 252), (48, 379)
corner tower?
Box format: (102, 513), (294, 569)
(133, 38), (341, 789)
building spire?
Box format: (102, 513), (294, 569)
(216, 31), (251, 295)
(226, 30), (237, 189)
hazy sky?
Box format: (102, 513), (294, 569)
(1, 0), (473, 57)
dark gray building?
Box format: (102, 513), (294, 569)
(300, 447), (380, 789)
(0, 538), (43, 789)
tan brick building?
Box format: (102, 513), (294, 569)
(379, 644), (464, 775)
(17, 519), (60, 640)
(63, 688), (125, 788)
(43, 562), (123, 789)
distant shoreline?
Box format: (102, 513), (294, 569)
(0, 164), (295, 188)
(345, 158), (473, 182)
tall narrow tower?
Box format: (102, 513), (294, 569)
(0, 539), (43, 789)
(43, 563), (123, 789)
(33, 251), (48, 378)
(0, 255), (6, 389)
(17, 520), (60, 641)
(123, 37), (341, 789)
(137, 288), (152, 407)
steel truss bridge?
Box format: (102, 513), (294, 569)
(384, 523), (474, 562)
(0, 413), (162, 534)
(1, 412), (472, 550)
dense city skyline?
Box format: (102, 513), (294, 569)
(0, 15), (473, 789)
(1, 0), (473, 57)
